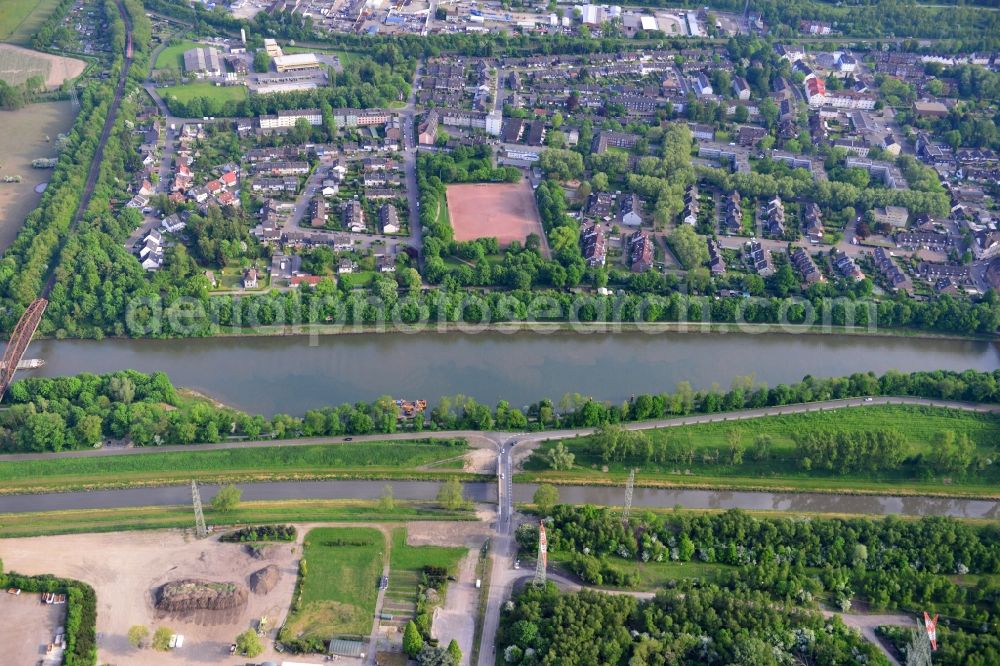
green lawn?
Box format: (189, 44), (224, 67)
(523, 405), (1000, 497)
(159, 81), (247, 104)
(154, 40), (205, 70)
(0, 0), (61, 44)
(339, 271), (376, 289)
(0, 438), (469, 492)
(285, 527), (385, 640)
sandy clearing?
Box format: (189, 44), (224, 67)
(405, 521), (491, 549)
(431, 549), (478, 665)
(0, 44), (85, 88)
(0, 528), (310, 665)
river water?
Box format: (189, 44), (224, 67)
(0, 480), (995, 518)
(24, 331), (1000, 415)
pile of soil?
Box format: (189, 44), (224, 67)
(249, 565), (280, 595)
(155, 579), (248, 613)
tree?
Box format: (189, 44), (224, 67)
(437, 477), (467, 510)
(404, 620), (424, 656)
(235, 629), (263, 657)
(253, 50), (270, 73)
(533, 484), (559, 514)
(447, 639), (462, 664)
(379, 484), (395, 511)
(152, 626), (173, 651)
(212, 484), (242, 513)
(127, 625), (149, 649)
(545, 442), (575, 470)
(668, 225), (709, 269)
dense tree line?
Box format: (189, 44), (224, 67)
(497, 580), (887, 665)
(5, 367), (1000, 453)
(516, 506), (1000, 662)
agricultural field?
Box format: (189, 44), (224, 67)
(283, 527), (385, 640)
(0, 0), (61, 44)
(0, 43), (85, 87)
(523, 405), (1000, 496)
(0, 438), (471, 492)
(446, 181), (543, 247)
(159, 81), (247, 104)
(153, 39), (206, 70)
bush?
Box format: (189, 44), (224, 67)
(152, 627), (173, 651)
(220, 525), (297, 543)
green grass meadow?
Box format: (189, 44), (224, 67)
(0, 439), (469, 492)
(287, 527), (385, 639)
(523, 405), (1000, 496)
(154, 40), (205, 69)
(160, 81), (247, 104)
(0, 0), (61, 44)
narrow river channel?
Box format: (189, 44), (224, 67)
(0, 480), (995, 519)
(23, 331), (1000, 415)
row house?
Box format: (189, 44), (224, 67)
(681, 186), (699, 226)
(833, 251), (865, 281)
(803, 202), (825, 244)
(581, 224), (606, 267)
(747, 240), (772, 275)
(343, 200), (365, 232)
(873, 247), (909, 291)
(791, 248), (824, 285)
(764, 197), (786, 237)
(723, 191), (742, 235)
(708, 238), (726, 275)
(628, 230), (654, 273)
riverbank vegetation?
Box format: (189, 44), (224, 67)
(0, 438), (469, 493)
(3, 368), (1000, 457)
(0, 499), (473, 539)
(523, 405), (1000, 497)
(513, 506), (1000, 663)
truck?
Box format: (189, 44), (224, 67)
(476, 579), (482, 589)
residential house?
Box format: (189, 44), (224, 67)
(161, 213), (186, 233)
(791, 247), (824, 285)
(311, 198), (328, 228)
(379, 204), (400, 234)
(803, 202), (825, 243)
(708, 238), (726, 275)
(581, 224), (606, 267)
(242, 268), (259, 289)
(628, 230), (654, 273)
(139, 230), (163, 271)
(343, 200), (365, 232)
(620, 194), (642, 227)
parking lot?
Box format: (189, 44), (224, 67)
(0, 592), (66, 665)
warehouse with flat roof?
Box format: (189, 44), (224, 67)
(273, 53), (321, 73)
(182, 47), (223, 77)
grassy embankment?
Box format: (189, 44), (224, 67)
(0, 438), (474, 493)
(0, 499), (473, 539)
(521, 405), (1000, 498)
(0, 0), (61, 43)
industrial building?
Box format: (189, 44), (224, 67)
(183, 47), (223, 77)
(273, 53), (321, 73)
